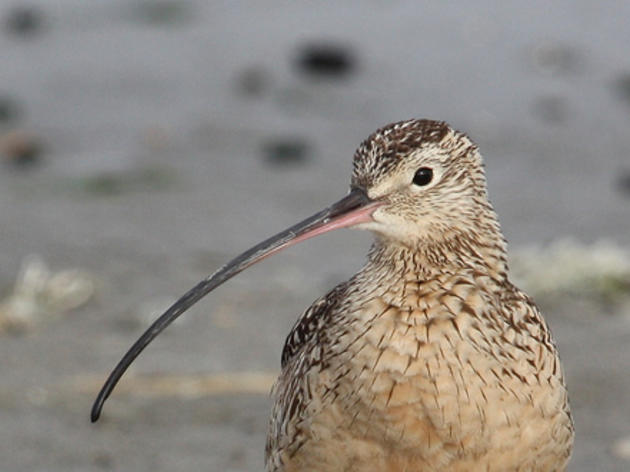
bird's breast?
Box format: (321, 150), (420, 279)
(318, 276), (568, 461)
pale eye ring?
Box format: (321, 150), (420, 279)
(412, 167), (433, 186)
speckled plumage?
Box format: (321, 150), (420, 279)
(265, 120), (573, 471)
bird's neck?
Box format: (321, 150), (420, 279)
(365, 224), (508, 284)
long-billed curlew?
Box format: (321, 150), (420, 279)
(91, 119), (574, 471)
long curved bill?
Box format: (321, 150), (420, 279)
(91, 188), (379, 422)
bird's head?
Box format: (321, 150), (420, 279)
(350, 119), (495, 249)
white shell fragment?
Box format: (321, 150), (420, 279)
(0, 255), (95, 332)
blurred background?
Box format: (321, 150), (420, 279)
(1, 1), (629, 470)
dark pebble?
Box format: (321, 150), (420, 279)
(617, 170), (630, 197)
(4, 5), (44, 37)
(0, 130), (43, 168)
(532, 42), (581, 76)
(294, 43), (356, 78)
(612, 73), (630, 106)
(532, 96), (568, 124)
(0, 95), (21, 123)
(234, 67), (269, 97)
(262, 137), (311, 166)
(130, 0), (191, 25)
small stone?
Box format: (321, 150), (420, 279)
(532, 96), (568, 124)
(531, 42), (581, 76)
(0, 130), (43, 168)
(0, 95), (21, 123)
(130, 0), (191, 26)
(294, 43), (356, 78)
(4, 5), (44, 38)
(261, 137), (311, 166)
(235, 67), (270, 97)
(612, 73), (630, 107)
(617, 169), (630, 197)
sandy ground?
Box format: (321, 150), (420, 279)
(1, 1), (629, 470)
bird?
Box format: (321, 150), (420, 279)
(91, 119), (574, 471)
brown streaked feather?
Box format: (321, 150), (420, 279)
(281, 283), (347, 369)
(265, 119), (573, 472)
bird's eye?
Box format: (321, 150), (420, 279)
(412, 167), (433, 186)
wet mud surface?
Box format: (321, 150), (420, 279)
(1, 1), (629, 470)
